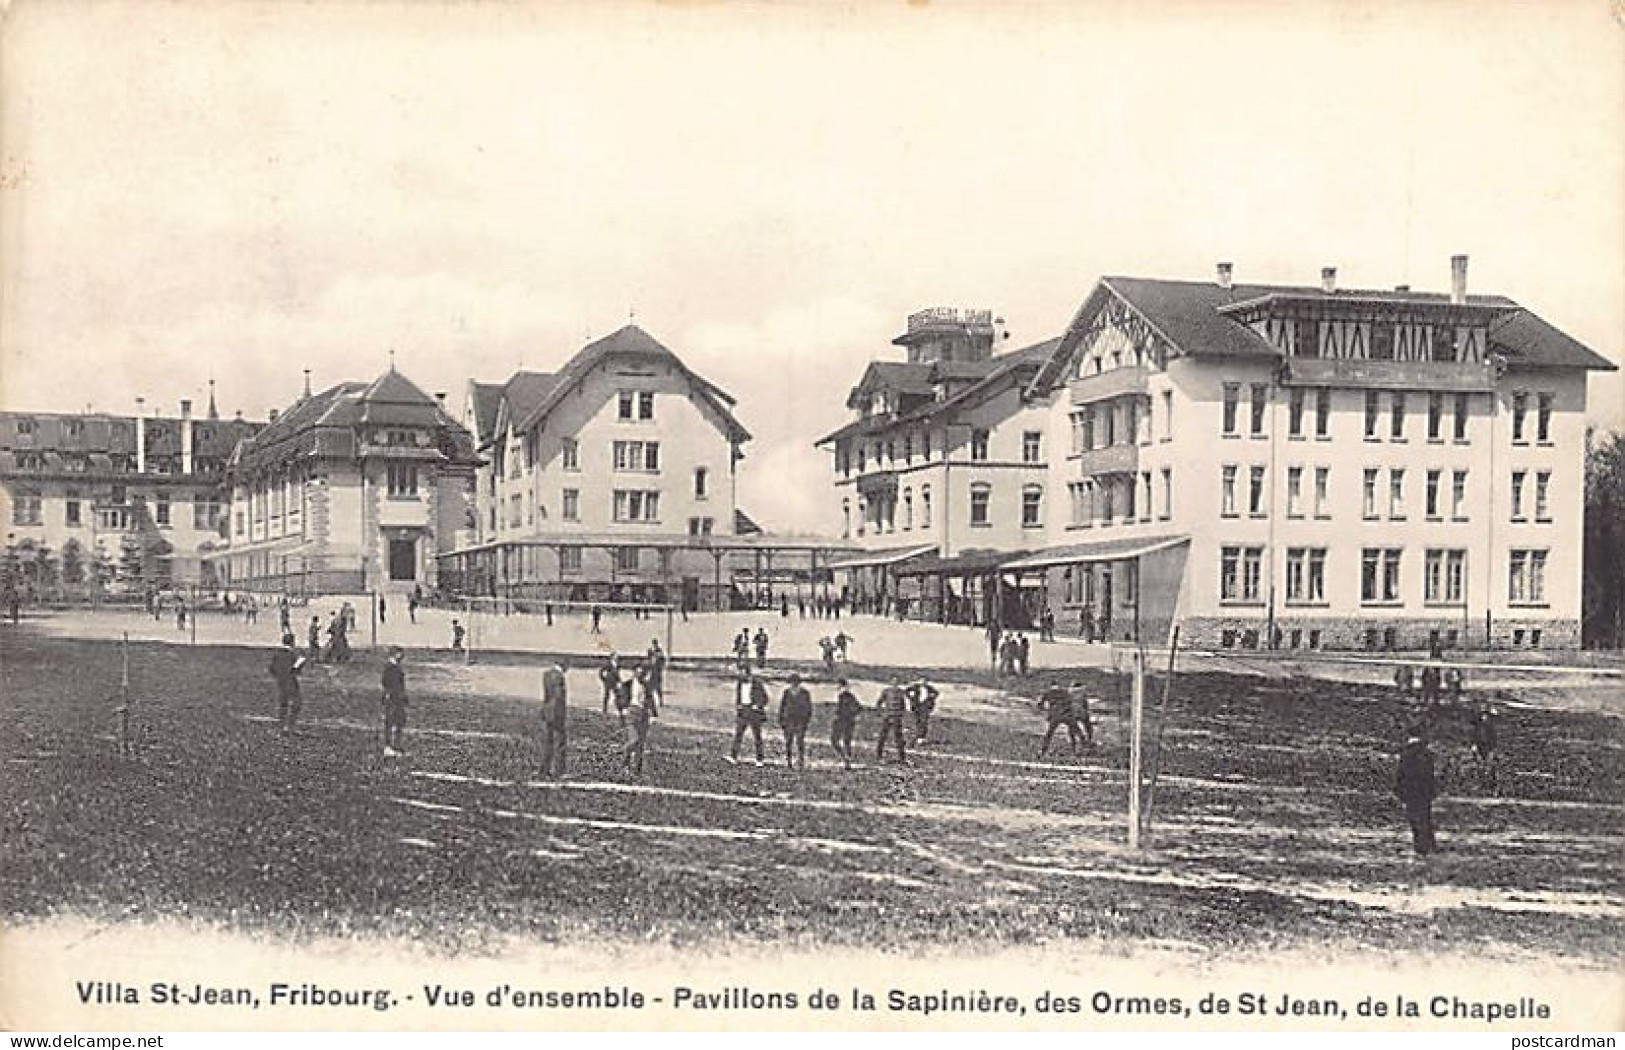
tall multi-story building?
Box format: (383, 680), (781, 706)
(214, 368), (480, 596)
(822, 259), (1615, 650)
(815, 308), (1060, 620)
(0, 391), (259, 590)
(443, 324), (840, 610)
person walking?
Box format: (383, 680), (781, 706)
(540, 660), (568, 778)
(599, 653), (620, 714)
(1395, 733), (1438, 856)
(779, 673), (813, 770)
(1038, 681), (1092, 758)
(307, 616), (323, 663)
(905, 677), (939, 744)
(269, 633), (304, 734)
(450, 618), (465, 652)
(753, 627), (770, 669)
(728, 672), (769, 766)
(1470, 705), (1499, 765)
(876, 677), (909, 764)
(407, 589), (419, 624)
(644, 639), (667, 707)
(830, 678), (863, 770)
(380, 647), (409, 757)
(1016, 633), (1031, 677)
(986, 621), (1002, 672)
(622, 686), (653, 777)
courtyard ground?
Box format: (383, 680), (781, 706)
(2, 624), (1620, 973)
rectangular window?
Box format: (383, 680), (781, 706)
(1160, 467), (1172, 520)
(559, 547), (582, 572)
(1294, 318), (1319, 357)
(1389, 468), (1405, 519)
(612, 441), (660, 472)
(1363, 468), (1378, 520)
(1425, 469), (1441, 519)
(638, 392), (655, 420)
(1123, 477), (1136, 522)
(386, 462), (418, 498)
(1248, 465), (1265, 517)
(1314, 466), (1329, 519)
(618, 392), (635, 420)
(1369, 323), (1395, 361)
(1362, 547), (1403, 603)
(1220, 545), (1263, 602)
(970, 429), (989, 462)
(562, 489), (579, 521)
(1022, 431), (1042, 463)
(969, 485), (991, 527)
(1454, 393), (1470, 442)
(11, 488), (42, 526)
(66, 496), (82, 527)
(1390, 392), (1406, 440)
(1425, 549), (1467, 604)
(1511, 470), (1526, 521)
(1288, 388), (1305, 438)
(694, 467), (709, 499)
(1509, 549), (1547, 605)
(1452, 470), (1468, 520)
(1285, 547), (1326, 604)
(616, 547), (642, 572)
(1221, 465), (1238, 517)
(1511, 391), (1528, 443)
(1537, 392), (1553, 443)
(1315, 389), (1331, 438)
(1364, 391), (1380, 439)
(921, 487), (932, 528)
(1427, 392), (1443, 441)
(1162, 390), (1174, 441)
(1140, 470), (1153, 522)
(1249, 383), (1268, 436)
(1222, 383), (1240, 436)
(155, 494), (171, 527)
(561, 438), (579, 471)
(1022, 487), (1042, 528)
(612, 490), (660, 523)
(1286, 466), (1303, 518)
(1535, 470), (1550, 522)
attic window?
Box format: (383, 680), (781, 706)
(14, 418), (35, 435)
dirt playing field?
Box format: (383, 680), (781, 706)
(1, 630), (1621, 966)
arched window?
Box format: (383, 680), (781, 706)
(841, 498), (851, 539)
(920, 485), (932, 529)
(902, 487), (913, 530)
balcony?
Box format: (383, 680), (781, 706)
(1073, 442), (1139, 477)
(1280, 359), (1495, 392)
(856, 471), (900, 500)
(1069, 366), (1149, 405)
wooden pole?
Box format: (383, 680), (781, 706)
(1128, 646), (1145, 849)
(1142, 626), (1181, 845)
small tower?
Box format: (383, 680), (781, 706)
(892, 307), (997, 365)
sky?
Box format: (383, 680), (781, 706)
(2, 0), (1621, 535)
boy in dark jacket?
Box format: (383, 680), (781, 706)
(269, 633), (304, 733)
(779, 673), (814, 770)
(381, 647), (408, 756)
(830, 679), (863, 770)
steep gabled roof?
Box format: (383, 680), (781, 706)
(229, 369), (478, 475)
(510, 325), (750, 443)
(816, 336), (1060, 447)
(1029, 276), (1615, 395)
(845, 361), (934, 409)
(467, 381), (505, 442)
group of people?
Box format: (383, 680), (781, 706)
(986, 623), (1033, 676)
(1391, 658), (1501, 858)
(816, 631), (853, 674)
(731, 627), (774, 671)
(727, 672), (942, 768)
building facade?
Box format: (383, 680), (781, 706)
(0, 393), (259, 592)
(821, 260), (1614, 650)
(443, 325), (830, 610)
(215, 369), (480, 596)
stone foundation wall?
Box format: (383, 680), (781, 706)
(1179, 614), (1581, 652)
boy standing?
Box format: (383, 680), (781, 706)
(381, 647), (409, 757)
(779, 673), (813, 770)
(830, 679), (863, 770)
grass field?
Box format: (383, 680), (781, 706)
(1, 630), (1621, 964)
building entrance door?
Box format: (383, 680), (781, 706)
(388, 538), (417, 581)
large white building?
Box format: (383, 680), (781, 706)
(821, 259), (1614, 650)
(214, 369), (480, 596)
(0, 391), (259, 592)
(445, 325), (842, 611)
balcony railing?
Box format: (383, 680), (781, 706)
(1069, 366), (1149, 405)
(1073, 442), (1139, 477)
(1280, 359), (1496, 392)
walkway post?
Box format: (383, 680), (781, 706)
(1128, 646), (1145, 849)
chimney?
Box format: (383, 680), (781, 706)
(1321, 266), (1337, 294)
(207, 379), (219, 420)
(268, 408), (279, 423)
(1450, 254), (1469, 304)
(1394, 284), (1411, 293)
(434, 391), (448, 410)
(180, 399), (194, 474)
(134, 397), (146, 474)
(302, 369), (312, 400)
(1216, 261), (1234, 290)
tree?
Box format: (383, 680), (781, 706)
(60, 538), (86, 586)
(1583, 428), (1625, 649)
